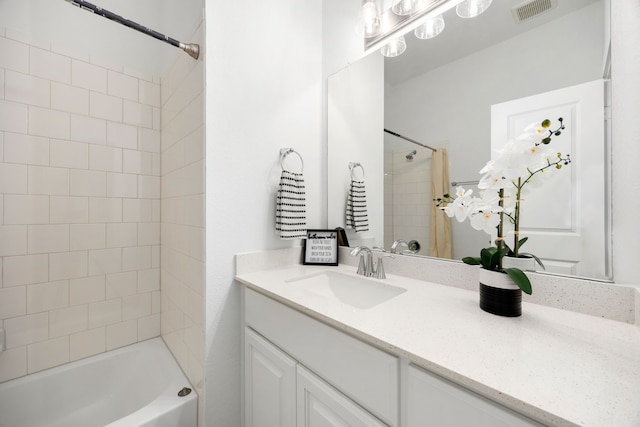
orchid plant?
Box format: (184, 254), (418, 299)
(435, 118), (570, 294)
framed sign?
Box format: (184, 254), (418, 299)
(303, 229), (339, 266)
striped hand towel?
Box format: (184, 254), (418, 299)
(345, 179), (369, 232)
(276, 170), (307, 240)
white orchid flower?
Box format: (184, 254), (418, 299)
(470, 210), (501, 234)
(521, 121), (550, 142)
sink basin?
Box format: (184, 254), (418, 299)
(286, 271), (406, 309)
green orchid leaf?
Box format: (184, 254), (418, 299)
(519, 252), (546, 270)
(480, 247), (497, 269)
(517, 237), (528, 249)
(489, 246), (508, 270)
(462, 257), (481, 265)
(504, 242), (514, 256)
(542, 137), (551, 144)
(504, 268), (533, 295)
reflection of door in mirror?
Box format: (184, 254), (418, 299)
(491, 80), (606, 279)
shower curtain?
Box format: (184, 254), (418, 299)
(430, 148), (452, 258)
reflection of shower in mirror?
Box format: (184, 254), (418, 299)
(406, 150), (417, 161)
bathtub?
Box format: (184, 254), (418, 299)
(0, 337), (197, 427)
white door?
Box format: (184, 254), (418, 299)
(296, 365), (387, 427)
(245, 328), (297, 427)
(491, 80), (605, 278)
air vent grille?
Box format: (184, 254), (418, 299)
(512, 0), (557, 23)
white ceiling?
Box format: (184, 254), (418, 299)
(384, 0), (600, 86)
(0, 0), (203, 75)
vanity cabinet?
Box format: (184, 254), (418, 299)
(244, 286), (542, 427)
(244, 288), (398, 426)
(406, 364), (542, 427)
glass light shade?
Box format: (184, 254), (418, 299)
(356, 1), (381, 37)
(391, 0), (420, 16)
(380, 35), (406, 57)
(456, 0), (493, 18)
(414, 14), (445, 39)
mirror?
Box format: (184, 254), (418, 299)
(328, 0), (612, 281)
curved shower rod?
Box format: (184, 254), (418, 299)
(64, 0), (200, 60)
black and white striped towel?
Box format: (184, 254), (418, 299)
(276, 170), (307, 240)
(345, 179), (369, 232)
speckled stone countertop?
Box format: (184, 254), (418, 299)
(236, 263), (640, 427)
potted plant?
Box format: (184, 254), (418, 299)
(436, 118), (570, 316)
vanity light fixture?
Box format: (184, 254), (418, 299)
(414, 14), (445, 39)
(456, 0), (493, 18)
(380, 34), (407, 57)
(391, 0), (422, 16)
(356, 0), (382, 37)
(364, 0), (493, 58)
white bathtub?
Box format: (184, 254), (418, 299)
(0, 337), (197, 427)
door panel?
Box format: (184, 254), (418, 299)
(491, 80), (605, 277)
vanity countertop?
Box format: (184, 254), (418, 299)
(236, 264), (640, 427)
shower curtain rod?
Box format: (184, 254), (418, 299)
(64, 0), (200, 60)
(384, 129), (437, 152)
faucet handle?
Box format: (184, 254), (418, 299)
(374, 255), (394, 279)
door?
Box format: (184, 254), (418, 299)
(296, 365), (387, 427)
(491, 80), (605, 277)
(245, 328), (296, 427)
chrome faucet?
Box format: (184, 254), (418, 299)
(390, 239), (409, 254)
(390, 239), (421, 254)
(349, 246), (374, 277)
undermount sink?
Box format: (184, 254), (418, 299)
(286, 271), (406, 309)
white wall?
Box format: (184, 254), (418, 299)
(204, 0), (323, 425)
(327, 52), (385, 247)
(385, 2), (604, 260)
(0, 28), (162, 382)
(612, 0), (640, 286)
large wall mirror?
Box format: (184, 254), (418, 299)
(328, 0), (612, 281)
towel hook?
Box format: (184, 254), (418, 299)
(348, 162), (365, 180)
(280, 148), (304, 173)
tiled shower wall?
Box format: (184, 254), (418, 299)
(0, 29), (161, 382)
(160, 21), (205, 405)
(384, 148), (431, 250)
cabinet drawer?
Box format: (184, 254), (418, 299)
(406, 364), (542, 427)
(245, 288), (398, 426)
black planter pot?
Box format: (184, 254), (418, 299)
(478, 269), (522, 317)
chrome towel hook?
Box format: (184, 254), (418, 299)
(279, 148), (304, 173)
(348, 162), (365, 180)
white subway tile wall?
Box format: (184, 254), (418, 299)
(0, 30), (161, 381)
(160, 21), (205, 407)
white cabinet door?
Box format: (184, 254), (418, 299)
(245, 328), (297, 427)
(406, 364), (542, 427)
(297, 365), (387, 427)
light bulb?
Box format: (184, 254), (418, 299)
(414, 14), (445, 39)
(391, 0), (419, 16)
(356, 1), (381, 37)
(380, 35), (406, 57)
(456, 0), (493, 18)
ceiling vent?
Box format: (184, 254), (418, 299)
(512, 0), (558, 23)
